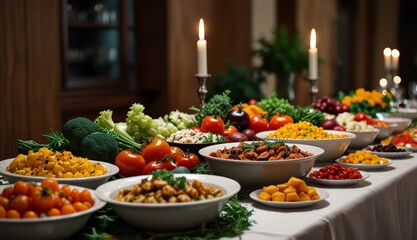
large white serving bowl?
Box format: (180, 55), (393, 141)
(95, 174), (240, 232)
(376, 117), (411, 133)
(198, 142), (324, 189)
(0, 158), (119, 189)
(374, 124), (397, 139)
(256, 130), (356, 164)
(0, 184), (106, 240)
(346, 128), (380, 149)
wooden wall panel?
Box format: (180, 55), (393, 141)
(0, 0), (61, 159)
(167, 0), (251, 113)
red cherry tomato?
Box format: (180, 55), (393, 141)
(114, 150), (146, 177)
(141, 138), (172, 163)
(190, 126), (202, 132)
(248, 99), (258, 105)
(268, 114), (294, 130)
(174, 152), (201, 169)
(200, 116), (225, 135)
(248, 114), (269, 133)
(223, 125), (238, 137)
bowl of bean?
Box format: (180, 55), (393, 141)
(198, 140), (324, 189)
(95, 171), (240, 232)
(256, 122), (356, 164)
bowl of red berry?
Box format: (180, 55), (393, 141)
(365, 143), (411, 158)
(307, 163), (370, 186)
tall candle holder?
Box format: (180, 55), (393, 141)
(195, 74), (211, 108)
(306, 77), (319, 103)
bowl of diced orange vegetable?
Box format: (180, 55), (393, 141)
(0, 179), (106, 240)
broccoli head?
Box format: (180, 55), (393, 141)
(62, 117), (101, 155)
(80, 132), (119, 163)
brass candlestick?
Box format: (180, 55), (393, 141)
(195, 74), (211, 108)
(307, 77), (319, 103)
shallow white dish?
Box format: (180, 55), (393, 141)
(0, 158), (119, 189)
(199, 141), (324, 189)
(364, 148), (411, 158)
(306, 171), (370, 186)
(95, 174), (240, 232)
(346, 129), (380, 149)
(0, 184), (105, 240)
(335, 158), (393, 170)
(249, 189), (329, 208)
(256, 130), (356, 164)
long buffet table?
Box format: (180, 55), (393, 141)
(234, 154), (417, 240)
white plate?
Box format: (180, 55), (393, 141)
(249, 189), (329, 208)
(364, 149), (412, 158)
(306, 171), (370, 186)
(335, 158), (393, 170)
(0, 158), (119, 189)
(405, 146), (417, 152)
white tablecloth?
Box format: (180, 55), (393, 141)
(233, 154), (417, 240)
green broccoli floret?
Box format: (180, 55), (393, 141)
(80, 132), (119, 163)
(62, 117), (100, 155)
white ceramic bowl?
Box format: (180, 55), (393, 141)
(0, 184), (105, 240)
(198, 142), (324, 189)
(256, 130), (356, 164)
(95, 174), (240, 232)
(346, 129), (380, 149)
(374, 124), (397, 139)
(0, 158), (119, 189)
(376, 117), (411, 133)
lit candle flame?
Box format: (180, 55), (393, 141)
(199, 18), (205, 40)
(310, 29), (316, 49)
(383, 48), (392, 57)
(392, 49), (400, 58)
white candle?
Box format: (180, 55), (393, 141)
(197, 18), (207, 75)
(383, 47), (392, 71)
(391, 49), (400, 72)
(308, 28), (318, 79)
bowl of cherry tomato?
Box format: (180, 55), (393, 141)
(0, 179), (106, 240)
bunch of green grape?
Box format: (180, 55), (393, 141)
(126, 103), (178, 142)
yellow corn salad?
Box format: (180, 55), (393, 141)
(342, 150), (389, 165)
(266, 121), (347, 140)
(6, 147), (108, 178)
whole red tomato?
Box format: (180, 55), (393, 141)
(141, 138), (172, 163)
(269, 114), (294, 130)
(200, 115), (225, 135)
(115, 150), (146, 177)
(174, 152), (201, 169)
(248, 114), (269, 133)
(223, 125), (238, 137)
(170, 146), (184, 155)
(143, 160), (177, 175)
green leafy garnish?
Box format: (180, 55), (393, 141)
(152, 170), (187, 189)
(242, 140), (285, 152)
